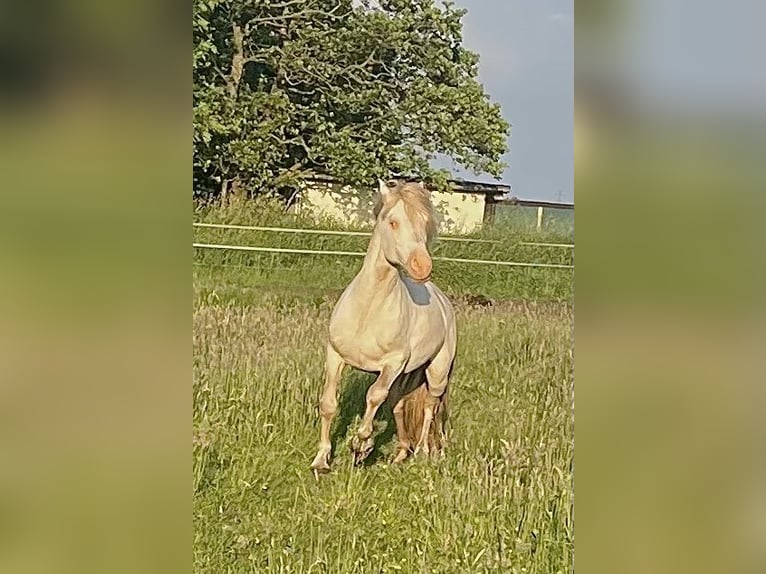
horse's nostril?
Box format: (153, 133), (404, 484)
(408, 252), (432, 280)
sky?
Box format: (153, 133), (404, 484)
(448, 0), (574, 203)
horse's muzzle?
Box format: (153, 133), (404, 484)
(407, 250), (432, 283)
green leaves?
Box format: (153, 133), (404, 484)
(193, 0), (509, 197)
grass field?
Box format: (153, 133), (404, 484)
(193, 199), (573, 573)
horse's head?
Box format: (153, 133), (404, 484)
(374, 179), (437, 283)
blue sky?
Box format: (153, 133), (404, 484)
(622, 0), (766, 116)
(449, 0), (573, 202)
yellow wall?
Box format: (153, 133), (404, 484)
(430, 190), (485, 234)
(299, 182), (365, 223)
(298, 182), (486, 234)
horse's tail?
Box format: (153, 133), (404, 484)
(401, 381), (449, 452)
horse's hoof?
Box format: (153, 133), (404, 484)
(413, 445), (430, 458)
(350, 436), (374, 466)
(392, 449), (410, 464)
(310, 452), (331, 474)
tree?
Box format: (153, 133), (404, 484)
(193, 0), (509, 198)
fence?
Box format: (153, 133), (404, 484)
(494, 204), (573, 234)
(192, 223), (574, 270)
(193, 222), (574, 300)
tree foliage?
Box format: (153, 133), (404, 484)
(193, 0), (510, 198)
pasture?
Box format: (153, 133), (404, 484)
(193, 200), (573, 573)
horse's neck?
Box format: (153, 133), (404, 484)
(355, 229), (400, 300)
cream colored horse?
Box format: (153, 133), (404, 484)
(310, 180), (457, 473)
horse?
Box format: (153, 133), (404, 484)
(310, 179), (457, 474)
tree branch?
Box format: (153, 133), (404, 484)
(246, 4), (347, 26)
(226, 22), (246, 100)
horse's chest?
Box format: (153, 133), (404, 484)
(328, 302), (443, 372)
(328, 314), (403, 369)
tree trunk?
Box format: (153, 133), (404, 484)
(227, 23), (245, 100)
(231, 177), (245, 198)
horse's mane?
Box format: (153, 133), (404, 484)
(373, 181), (437, 243)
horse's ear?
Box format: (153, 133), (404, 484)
(378, 179), (391, 197)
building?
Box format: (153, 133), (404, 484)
(295, 175), (511, 234)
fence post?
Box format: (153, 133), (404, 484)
(536, 206), (544, 231)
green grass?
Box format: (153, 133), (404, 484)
(494, 205), (574, 236)
(193, 299), (573, 572)
(193, 198), (573, 573)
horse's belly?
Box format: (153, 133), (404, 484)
(404, 323), (445, 371)
(329, 320), (442, 372)
(329, 332), (395, 371)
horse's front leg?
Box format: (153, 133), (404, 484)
(310, 344), (345, 475)
(351, 360), (405, 465)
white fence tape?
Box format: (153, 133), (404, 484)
(193, 222), (500, 243)
(518, 241), (574, 248)
(193, 242), (574, 270)
(193, 222), (573, 248)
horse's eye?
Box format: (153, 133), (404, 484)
(389, 220), (399, 230)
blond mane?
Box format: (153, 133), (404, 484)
(373, 181), (438, 243)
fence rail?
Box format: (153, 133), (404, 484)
(518, 241), (574, 248)
(192, 222), (573, 249)
(193, 242), (574, 270)
(193, 222), (498, 243)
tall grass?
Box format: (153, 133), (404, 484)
(193, 297), (573, 573)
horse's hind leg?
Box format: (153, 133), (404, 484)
(414, 393), (440, 456)
(310, 344), (345, 474)
(392, 397), (410, 463)
(390, 369), (425, 464)
(416, 350), (453, 457)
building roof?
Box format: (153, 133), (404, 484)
(496, 197), (574, 210)
(303, 173), (511, 197)
(447, 179), (511, 197)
